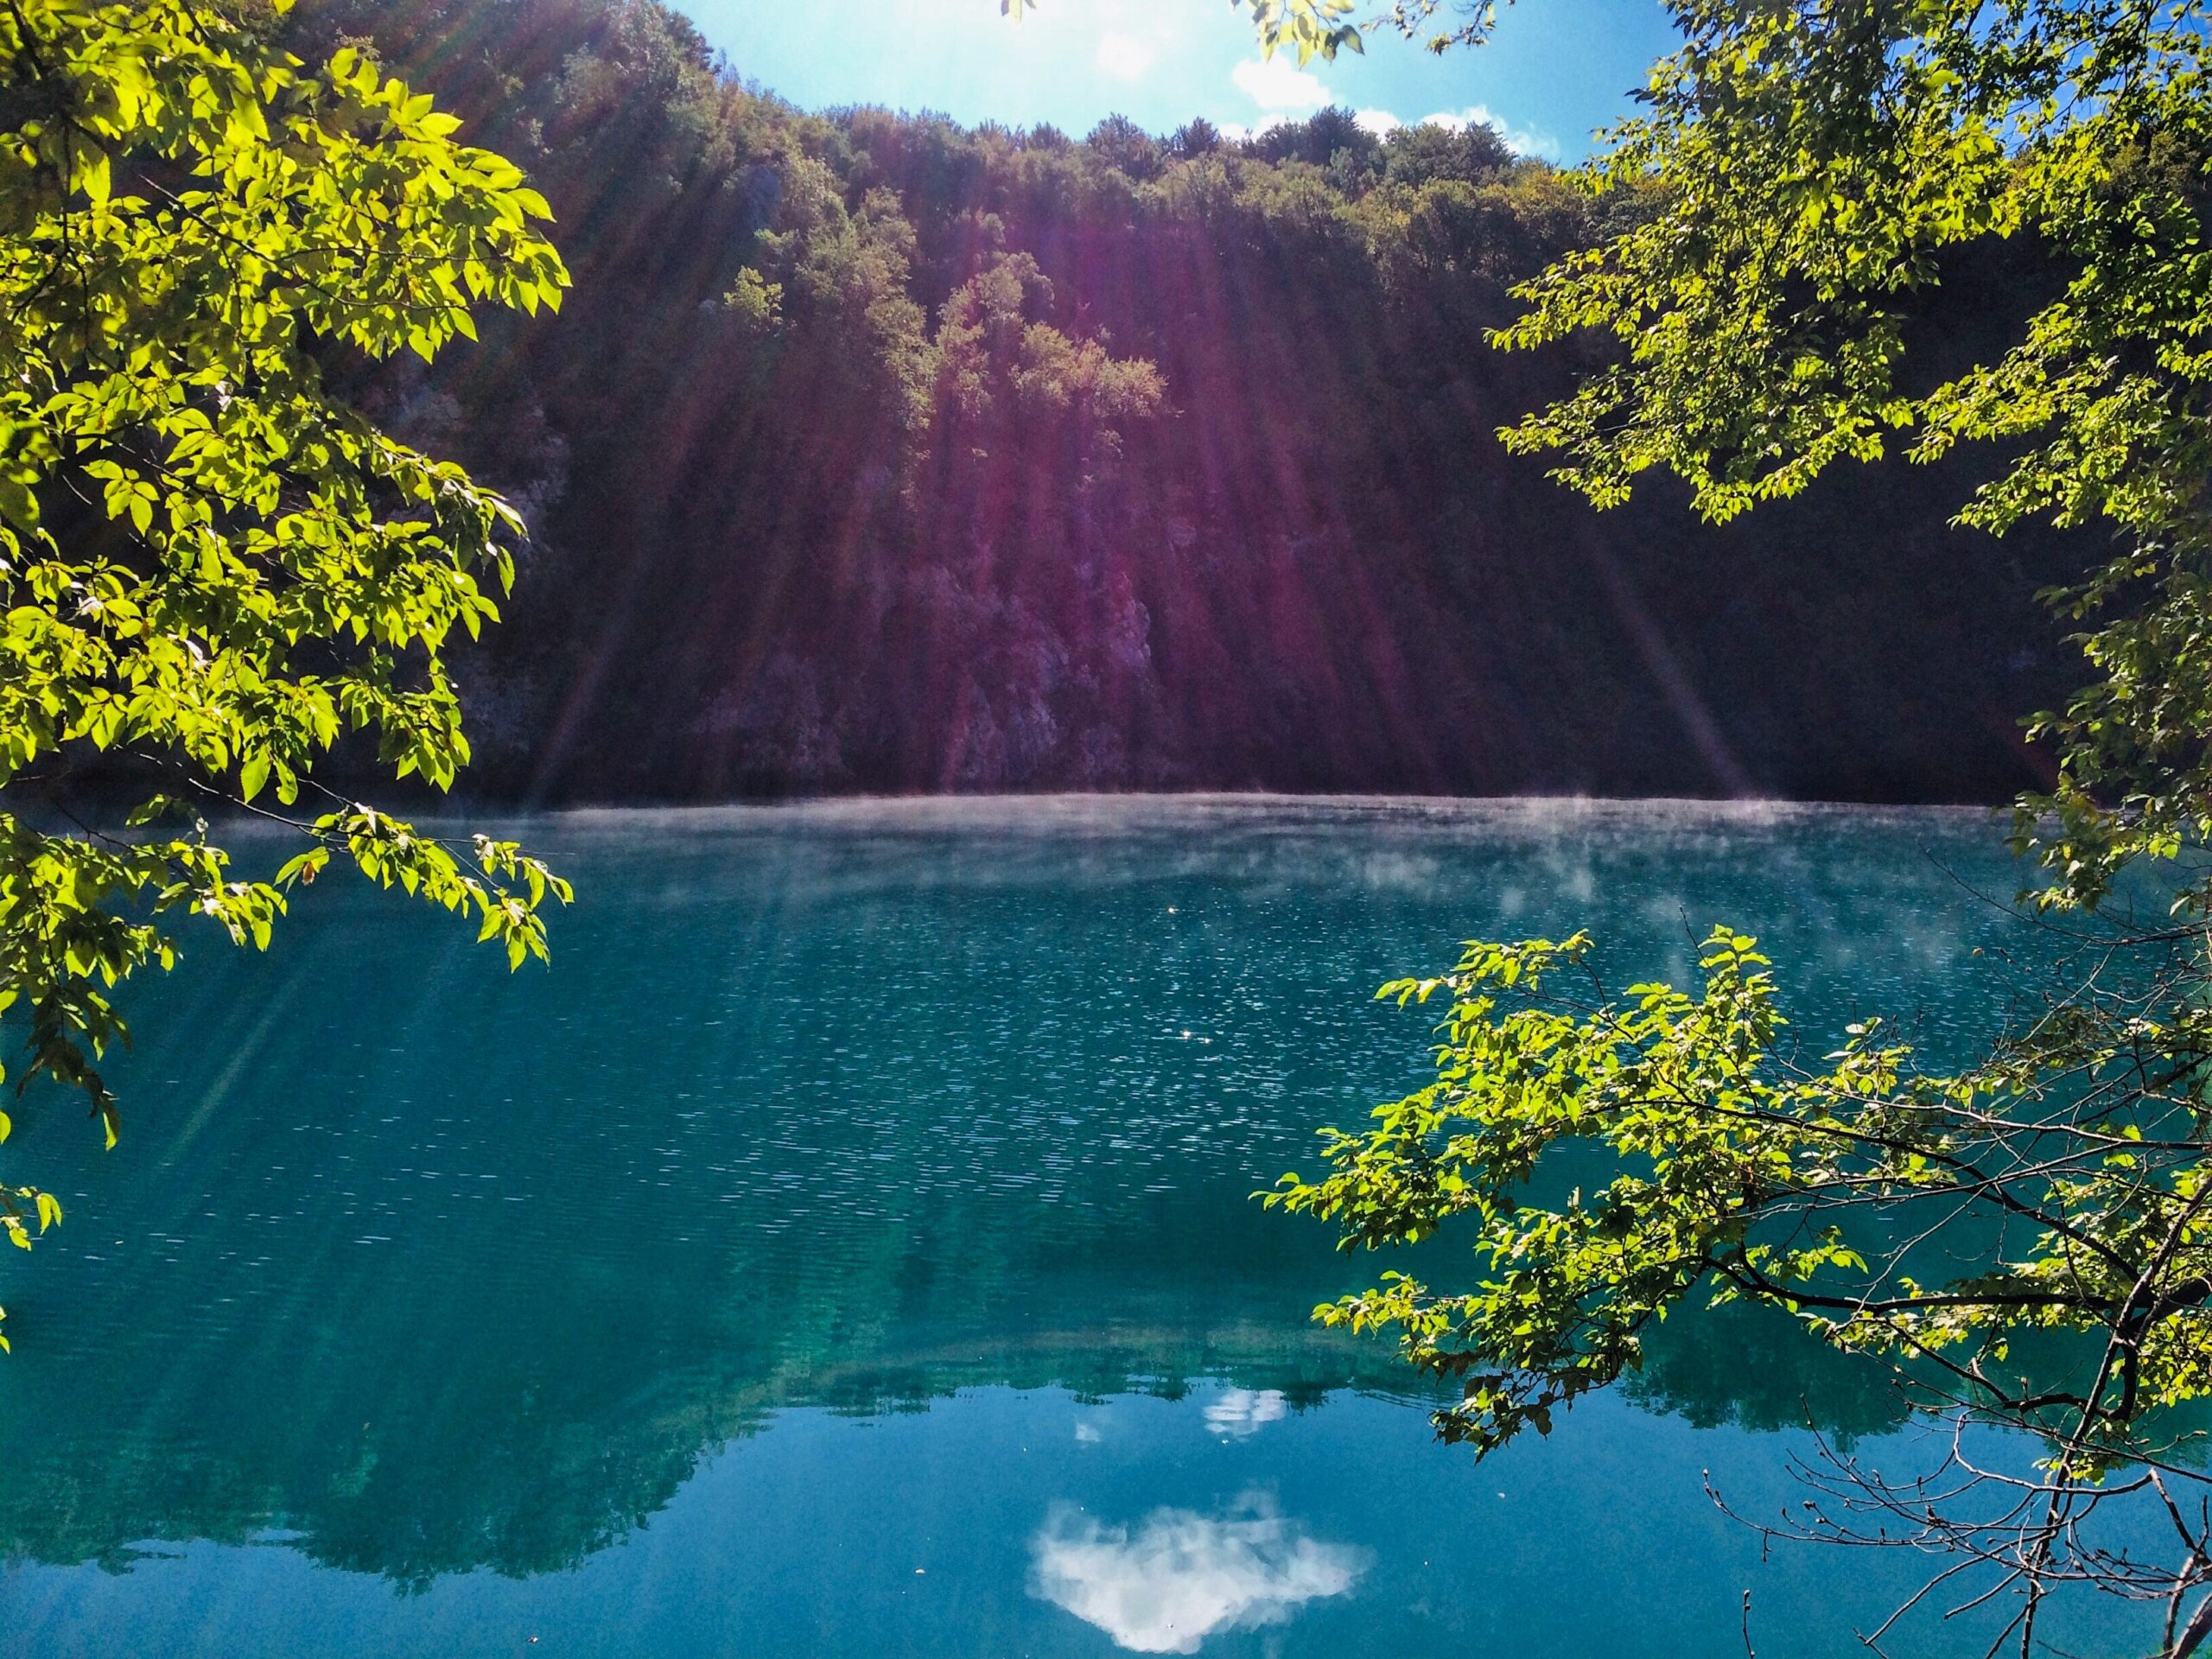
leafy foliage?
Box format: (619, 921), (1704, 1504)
(0, 0), (570, 1341)
(1255, 0), (2212, 1647)
(1274, 929), (2212, 1461)
(1493, 0), (2212, 916)
(1274, 920), (2212, 1648)
(1013, 0), (1503, 62)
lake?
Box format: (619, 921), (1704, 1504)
(0, 798), (2162, 1657)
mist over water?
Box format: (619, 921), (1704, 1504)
(0, 798), (2160, 1656)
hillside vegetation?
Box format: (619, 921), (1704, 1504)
(293, 0), (2082, 801)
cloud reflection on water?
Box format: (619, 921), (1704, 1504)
(1201, 1388), (1287, 1439)
(1031, 1491), (1366, 1653)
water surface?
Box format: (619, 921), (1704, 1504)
(0, 798), (2155, 1656)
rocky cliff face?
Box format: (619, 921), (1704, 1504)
(297, 0), (2085, 804)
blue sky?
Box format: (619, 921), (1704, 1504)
(687, 0), (1679, 163)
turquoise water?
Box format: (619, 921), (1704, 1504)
(0, 798), (2161, 1657)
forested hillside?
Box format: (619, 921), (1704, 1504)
(288, 0), (2083, 801)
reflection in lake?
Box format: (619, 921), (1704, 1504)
(1202, 1389), (1290, 1440)
(1032, 1493), (1367, 1654)
(0, 799), (2165, 1655)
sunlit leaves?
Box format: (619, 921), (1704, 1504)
(1272, 924), (2212, 1480)
(1491, 0), (2212, 913)
(1004, 0), (1497, 65)
(0, 0), (572, 1291)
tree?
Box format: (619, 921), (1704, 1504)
(1169, 117), (1224, 160)
(1247, 0), (2212, 1651)
(1250, 104), (1382, 174)
(1380, 118), (1515, 188)
(0, 0), (570, 1338)
(1084, 113), (1162, 182)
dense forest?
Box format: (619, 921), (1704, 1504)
(287, 0), (2084, 802)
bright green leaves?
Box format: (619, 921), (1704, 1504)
(1492, 0), (2212, 913)
(1242, 0), (1365, 64)
(276, 808), (572, 971)
(1244, 0), (1501, 60)
(1007, 0), (1495, 65)
(1272, 924), (2212, 1469)
(0, 1174), (62, 1258)
(0, 1173), (60, 1345)
(0, 0), (570, 1317)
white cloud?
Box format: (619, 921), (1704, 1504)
(1231, 55), (1331, 112)
(1031, 1493), (1367, 1655)
(1418, 104), (1561, 160)
(1353, 109), (1402, 137)
(1202, 1388), (1287, 1439)
(1217, 112), (1291, 144)
(1096, 32), (1154, 81)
